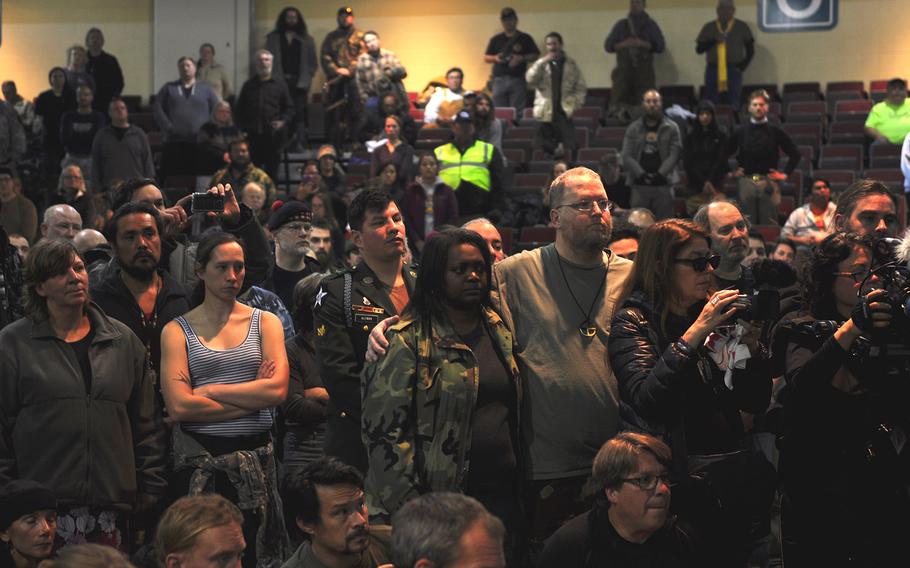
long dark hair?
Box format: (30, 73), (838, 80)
(471, 92), (494, 132)
(275, 6), (307, 36)
(406, 229), (492, 322)
(191, 231), (244, 305)
(801, 231), (870, 320)
(618, 219), (708, 336)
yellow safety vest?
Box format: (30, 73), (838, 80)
(434, 140), (493, 192)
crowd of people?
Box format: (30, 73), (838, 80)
(1, 1), (910, 568)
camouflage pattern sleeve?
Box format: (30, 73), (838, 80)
(361, 327), (420, 520)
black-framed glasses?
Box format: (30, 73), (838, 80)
(621, 473), (673, 491)
(674, 254), (721, 272)
(558, 199), (614, 214)
(833, 270), (869, 284)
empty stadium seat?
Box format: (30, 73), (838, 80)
(818, 144), (863, 170)
(869, 144), (903, 169)
(827, 122), (865, 145)
(834, 99), (873, 122)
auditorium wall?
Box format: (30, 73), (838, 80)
(0, 0), (907, 102)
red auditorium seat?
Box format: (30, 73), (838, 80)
(519, 226), (556, 243)
(813, 169), (856, 192)
(834, 99), (873, 122)
(818, 144), (863, 170)
(869, 144), (902, 169)
(753, 225), (781, 243)
(827, 122), (865, 145)
(495, 107), (517, 123)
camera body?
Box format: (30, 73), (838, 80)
(734, 289), (780, 322)
(190, 193), (224, 214)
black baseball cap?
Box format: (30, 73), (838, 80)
(338, 7), (353, 16)
(501, 7), (517, 19)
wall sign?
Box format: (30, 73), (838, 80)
(758, 0), (838, 32)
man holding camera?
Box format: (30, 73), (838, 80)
(483, 7), (539, 117)
(621, 89), (681, 221)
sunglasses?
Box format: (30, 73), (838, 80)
(674, 254), (721, 272)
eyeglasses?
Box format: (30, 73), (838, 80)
(558, 199), (614, 214)
(282, 222), (311, 233)
(833, 270), (869, 284)
(674, 254), (721, 272)
(621, 473), (673, 491)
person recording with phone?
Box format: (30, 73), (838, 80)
(609, 219), (774, 568)
(777, 231), (910, 566)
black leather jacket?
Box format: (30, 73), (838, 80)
(609, 290), (771, 455)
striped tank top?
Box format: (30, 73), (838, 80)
(176, 309), (273, 436)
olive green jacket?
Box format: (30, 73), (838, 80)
(361, 307), (521, 521)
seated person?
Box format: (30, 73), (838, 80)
(155, 494), (245, 568)
(282, 457), (390, 567)
(607, 225), (640, 260)
(770, 238), (796, 265)
(781, 177), (836, 251)
(744, 229), (768, 265)
(865, 78), (910, 145)
(316, 145), (347, 197)
(423, 67), (466, 127)
(471, 92), (504, 151)
(538, 433), (698, 567)
(358, 93), (418, 147)
(0, 480), (58, 568)
(390, 493), (506, 568)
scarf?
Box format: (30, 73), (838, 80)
(715, 18), (735, 93)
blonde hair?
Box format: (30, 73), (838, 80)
(156, 495), (243, 561)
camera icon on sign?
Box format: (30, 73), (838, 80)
(758, 0), (838, 32)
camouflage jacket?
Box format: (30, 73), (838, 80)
(361, 307), (521, 521)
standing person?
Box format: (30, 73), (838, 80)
(355, 30), (408, 116)
(609, 219), (774, 567)
(320, 7), (366, 149)
(235, 50), (293, 181)
(728, 89), (801, 225)
(683, 100), (729, 217)
(153, 56), (220, 177)
(483, 7), (539, 117)
(369, 115), (414, 185)
(196, 43), (232, 101)
(90, 202), (190, 384)
(160, 231), (290, 568)
(50, 165), (96, 230)
(2, 81), (40, 148)
(59, 84), (105, 188)
(34, 68), (76, 177)
(621, 89), (681, 220)
(266, 7), (317, 148)
(401, 153), (459, 254)
(779, 233), (910, 566)
(362, 230), (523, 550)
(0, 239), (167, 549)
(210, 139), (278, 208)
(527, 32), (587, 160)
(267, 201), (321, 311)
(0, 167), (38, 243)
(281, 275), (330, 482)
(84, 28), (124, 113)
(64, 45), (95, 93)
(91, 97), (156, 192)
(604, 0), (666, 121)
(696, 1), (754, 106)
(366, 167), (634, 550)
(0, 480), (58, 568)
(434, 110), (505, 220)
(314, 189), (416, 473)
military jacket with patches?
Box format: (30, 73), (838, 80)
(313, 261), (417, 423)
(360, 307), (521, 521)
